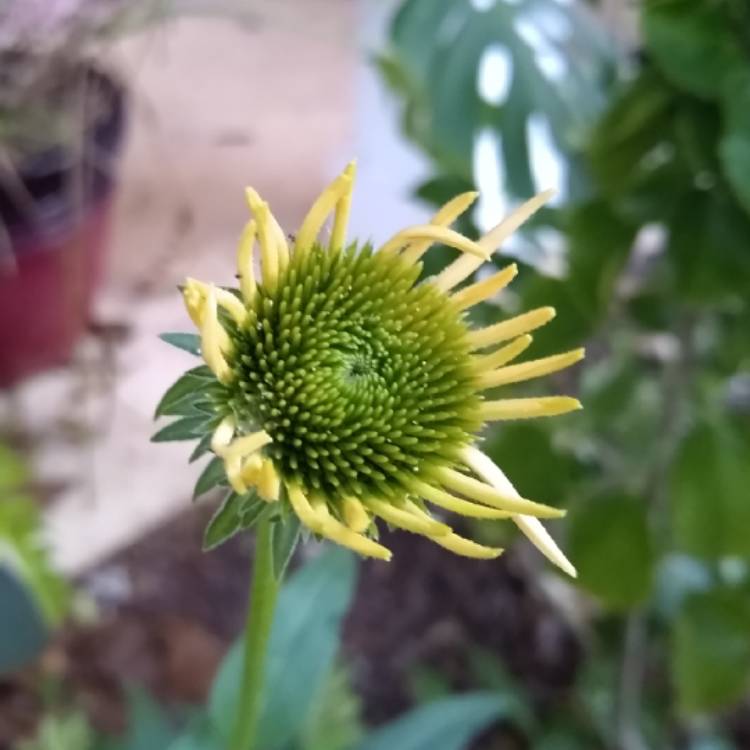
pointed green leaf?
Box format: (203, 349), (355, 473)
(356, 693), (505, 750)
(203, 492), (245, 551)
(189, 433), (214, 463)
(159, 332), (201, 356)
(193, 457), (227, 500)
(154, 366), (215, 418)
(151, 416), (211, 443)
(272, 516), (301, 581)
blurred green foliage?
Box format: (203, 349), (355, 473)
(0, 442), (70, 674)
(380, 0), (750, 746)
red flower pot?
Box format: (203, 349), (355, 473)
(0, 66), (126, 388)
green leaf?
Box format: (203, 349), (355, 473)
(272, 516), (301, 581)
(643, 0), (743, 98)
(189, 433), (214, 463)
(720, 134), (750, 217)
(151, 416), (211, 443)
(159, 332), (201, 356)
(203, 493), (242, 550)
(154, 366), (215, 418)
(356, 693), (504, 750)
(193, 457), (227, 500)
(568, 493), (654, 610)
(299, 663), (363, 750)
(0, 566), (48, 674)
(673, 587), (750, 714)
(671, 422), (750, 560)
(209, 548), (358, 749)
(112, 688), (177, 750)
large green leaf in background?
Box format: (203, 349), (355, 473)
(568, 493), (654, 610)
(643, 0), (744, 100)
(673, 587), (750, 714)
(356, 692), (506, 750)
(209, 548), (357, 749)
(671, 421), (750, 561)
(381, 0), (614, 195)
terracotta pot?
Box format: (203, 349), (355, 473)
(0, 66), (127, 387)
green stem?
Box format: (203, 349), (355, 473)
(230, 518), (279, 750)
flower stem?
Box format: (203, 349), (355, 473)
(230, 518), (279, 750)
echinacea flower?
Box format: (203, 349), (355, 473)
(165, 162), (584, 576)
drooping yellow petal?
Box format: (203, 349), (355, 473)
(240, 453), (263, 484)
(295, 167), (355, 257)
(311, 495), (392, 560)
(400, 191), (478, 265)
(342, 496), (370, 533)
(256, 459), (281, 501)
(364, 497), (451, 536)
(410, 479), (511, 519)
(377, 225), (489, 260)
(473, 335), (533, 371)
(330, 160), (356, 251)
(236, 220), (257, 303)
(463, 446), (576, 576)
(434, 466), (565, 518)
(225, 454), (246, 494)
(433, 189), (554, 292)
(211, 415), (236, 456)
(287, 483), (325, 532)
(481, 396), (582, 421)
(479, 348), (585, 390)
(224, 430), (273, 463)
(183, 278), (206, 327)
(200, 285), (233, 383)
(451, 264), (518, 311)
(468, 307), (556, 350)
(430, 532), (504, 559)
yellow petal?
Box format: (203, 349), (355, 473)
(434, 466), (565, 518)
(224, 430), (273, 462)
(330, 160), (357, 251)
(211, 415), (236, 456)
(433, 189), (554, 292)
(481, 396), (582, 421)
(468, 307), (556, 350)
(342, 496), (370, 533)
(237, 220), (257, 303)
(295, 167), (355, 257)
(224, 454), (246, 494)
(364, 497), (451, 536)
(378, 225), (489, 260)
(451, 264), (518, 311)
(479, 348), (585, 389)
(256, 459), (281, 502)
(463, 446), (576, 577)
(200, 285), (233, 383)
(411, 479), (512, 519)
(400, 191), (478, 264)
(430, 532), (504, 559)
(287, 483), (326, 532)
(472, 335), (533, 371)
(311, 495), (392, 560)
(246, 187), (290, 271)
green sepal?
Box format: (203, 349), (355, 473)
(154, 365), (215, 418)
(272, 515), (301, 581)
(151, 415), (214, 443)
(159, 332), (201, 355)
(193, 456), (228, 501)
(189, 433), (214, 463)
(202, 491), (272, 551)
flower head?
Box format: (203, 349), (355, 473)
(166, 162), (583, 575)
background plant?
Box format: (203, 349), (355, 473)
(379, 0), (750, 747)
